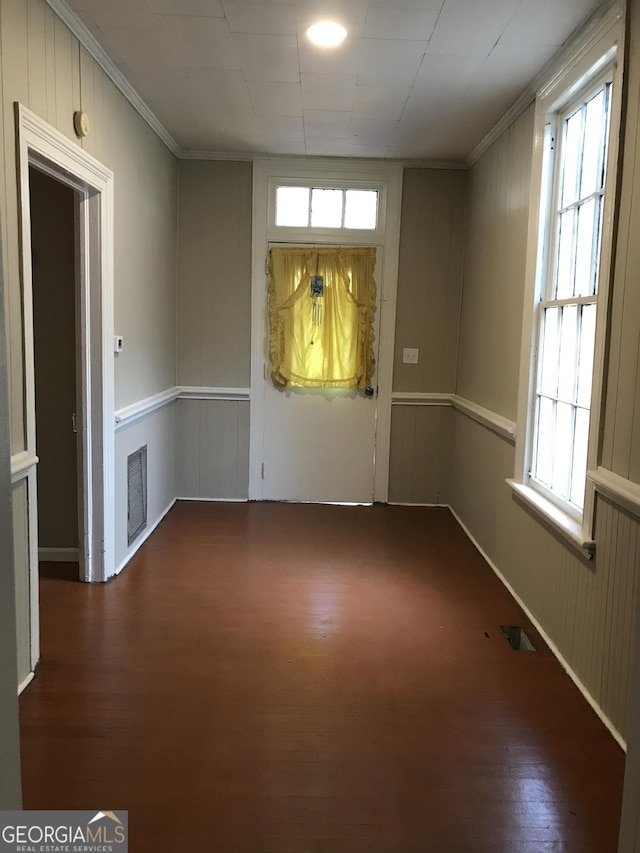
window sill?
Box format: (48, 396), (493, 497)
(506, 480), (595, 558)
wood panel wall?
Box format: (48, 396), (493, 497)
(388, 167), (466, 504)
(450, 411), (639, 740)
(0, 0), (179, 680)
(392, 168), (466, 394)
(602, 2), (640, 484)
(452, 70), (640, 744)
(178, 160), (252, 389)
(388, 404), (452, 505)
(456, 105), (534, 421)
(178, 399), (250, 500)
(114, 402), (179, 572)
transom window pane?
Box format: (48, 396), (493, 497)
(311, 188), (343, 227)
(274, 185), (378, 230)
(276, 186), (310, 227)
(344, 190), (378, 229)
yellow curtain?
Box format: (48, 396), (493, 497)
(268, 246), (377, 389)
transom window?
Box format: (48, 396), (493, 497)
(275, 185), (378, 230)
(530, 78), (612, 517)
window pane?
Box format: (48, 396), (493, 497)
(581, 88), (606, 198)
(552, 401), (573, 498)
(344, 190), (378, 229)
(577, 303), (596, 407)
(574, 198), (596, 297)
(311, 188), (343, 227)
(561, 109), (582, 207)
(557, 304), (578, 402)
(570, 407), (590, 509)
(276, 186), (310, 226)
(539, 306), (559, 397)
(534, 396), (555, 486)
(556, 210), (575, 299)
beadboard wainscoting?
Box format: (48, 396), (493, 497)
(114, 398), (180, 574)
(388, 393), (516, 506)
(178, 395), (250, 501)
(114, 386), (251, 520)
(450, 407), (640, 748)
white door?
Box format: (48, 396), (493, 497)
(261, 247), (382, 504)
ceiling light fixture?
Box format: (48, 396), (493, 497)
(306, 21), (347, 48)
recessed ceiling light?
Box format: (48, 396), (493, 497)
(306, 21), (347, 48)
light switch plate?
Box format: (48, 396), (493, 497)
(403, 347), (419, 364)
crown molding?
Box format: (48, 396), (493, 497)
(45, 0), (180, 157)
(467, 0), (624, 167)
(44, 0), (471, 167)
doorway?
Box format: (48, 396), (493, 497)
(16, 104), (115, 676)
(29, 167), (82, 581)
(250, 159), (403, 504)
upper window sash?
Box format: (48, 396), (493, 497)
(540, 73), (612, 307)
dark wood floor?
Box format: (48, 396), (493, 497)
(20, 502), (624, 852)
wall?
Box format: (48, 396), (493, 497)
(609, 1), (640, 846)
(177, 160), (252, 499)
(1, 0), (179, 682)
(388, 167), (466, 504)
(114, 403), (178, 572)
(456, 106), (534, 420)
(451, 92), (640, 741)
(30, 167), (78, 552)
(0, 222), (21, 807)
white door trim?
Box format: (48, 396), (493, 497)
(16, 104), (115, 667)
(249, 157), (403, 502)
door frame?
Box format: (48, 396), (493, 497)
(15, 104), (115, 667)
(250, 158), (403, 502)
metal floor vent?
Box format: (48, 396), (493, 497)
(127, 445), (147, 546)
(501, 625), (536, 651)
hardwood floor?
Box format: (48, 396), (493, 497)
(20, 502), (624, 852)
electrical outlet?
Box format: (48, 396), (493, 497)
(403, 347), (419, 364)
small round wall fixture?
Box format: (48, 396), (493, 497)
(73, 110), (90, 138)
(306, 21), (347, 48)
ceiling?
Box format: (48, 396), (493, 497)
(60, 0), (604, 161)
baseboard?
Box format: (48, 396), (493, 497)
(114, 497), (177, 577)
(18, 671), (34, 695)
(176, 496), (248, 502)
(38, 547), (79, 562)
(387, 501), (448, 507)
(448, 505), (627, 752)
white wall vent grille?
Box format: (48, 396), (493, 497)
(127, 445), (147, 546)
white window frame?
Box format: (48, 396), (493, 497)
(510, 4), (625, 556)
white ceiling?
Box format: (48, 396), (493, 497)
(62, 0), (604, 161)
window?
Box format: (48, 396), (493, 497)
(531, 79), (611, 518)
(275, 185), (378, 230)
(511, 8), (624, 552)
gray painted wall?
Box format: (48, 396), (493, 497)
(0, 0), (179, 681)
(392, 167), (466, 395)
(388, 167), (466, 505)
(451, 57), (639, 744)
(177, 160), (252, 389)
(177, 160), (252, 499)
